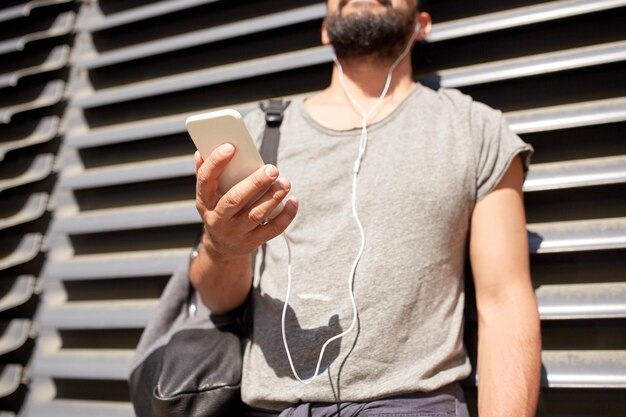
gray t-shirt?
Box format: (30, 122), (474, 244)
(241, 86), (532, 410)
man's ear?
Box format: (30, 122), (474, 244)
(321, 19), (331, 45)
(415, 12), (432, 40)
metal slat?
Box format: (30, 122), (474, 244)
(0, 80), (65, 124)
(438, 40), (626, 89)
(26, 399), (133, 417)
(542, 351), (626, 388)
(0, 320), (31, 356)
(537, 282), (626, 320)
(0, 193), (48, 230)
(529, 218), (626, 253)
(0, 276), (37, 313)
(53, 200), (197, 234)
(58, 154), (192, 190)
(78, 3), (327, 70)
(0, 364), (22, 398)
(0, 1), (72, 24)
(43, 248), (188, 280)
(40, 299), (158, 329)
(64, 98), (264, 148)
(72, 46), (332, 109)
(0, 154), (54, 193)
(32, 349), (132, 380)
(468, 351), (626, 388)
(0, 116), (59, 161)
(0, 11), (75, 56)
(0, 234), (42, 271)
(79, 0), (220, 33)
(0, 45), (69, 89)
(525, 156), (626, 192)
(429, 0), (626, 42)
(507, 97), (626, 134)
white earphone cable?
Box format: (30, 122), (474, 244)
(280, 24), (420, 384)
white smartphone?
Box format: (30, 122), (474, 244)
(185, 109), (283, 219)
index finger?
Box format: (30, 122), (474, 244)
(196, 143), (236, 208)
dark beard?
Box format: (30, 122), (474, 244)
(325, 8), (415, 61)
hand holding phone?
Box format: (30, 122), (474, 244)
(186, 109), (284, 220)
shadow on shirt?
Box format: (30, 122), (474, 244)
(253, 290), (345, 381)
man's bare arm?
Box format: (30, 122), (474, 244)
(469, 156), (542, 417)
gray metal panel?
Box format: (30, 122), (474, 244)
(53, 200), (197, 234)
(0, 320), (31, 356)
(0, 234), (43, 271)
(43, 248), (189, 280)
(0, 116), (59, 161)
(78, 3), (327, 70)
(58, 154), (193, 190)
(525, 155), (626, 192)
(0, 1), (72, 24)
(40, 299), (158, 329)
(537, 282), (626, 320)
(542, 351), (626, 388)
(0, 80), (65, 124)
(0, 45), (69, 89)
(0, 11), (74, 55)
(0, 154), (54, 193)
(78, 0), (221, 33)
(529, 218), (626, 253)
(32, 349), (133, 380)
(72, 46), (333, 109)
(429, 0), (626, 42)
(0, 193), (48, 230)
(0, 276), (37, 313)
(507, 97), (626, 134)
(439, 40), (626, 88)
(64, 99), (264, 149)
(0, 364), (22, 398)
(26, 399), (133, 417)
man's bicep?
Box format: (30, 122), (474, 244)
(469, 156), (532, 303)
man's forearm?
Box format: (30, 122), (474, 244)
(476, 283), (541, 417)
(188, 241), (253, 314)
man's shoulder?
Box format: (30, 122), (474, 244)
(420, 86), (475, 109)
(418, 86), (503, 121)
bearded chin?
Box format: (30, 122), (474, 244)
(325, 9), (415, 61)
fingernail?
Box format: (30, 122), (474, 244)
(265, 165), (278, 178)
(277, 177), (290, 190)
(220, 143), (234, 155)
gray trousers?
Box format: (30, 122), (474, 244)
(243, 382), (470, 417)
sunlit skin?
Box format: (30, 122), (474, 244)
(190, 1), (541, 416)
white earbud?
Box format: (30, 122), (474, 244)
(415, 22), (421, 33)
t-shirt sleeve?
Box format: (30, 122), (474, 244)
(471, 101), (533, 201)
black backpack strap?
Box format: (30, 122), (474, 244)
(259, 99), (290, 166)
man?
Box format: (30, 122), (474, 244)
(190, 0), (541, 415)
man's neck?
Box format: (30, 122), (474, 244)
(329, 55), (415, 104)
(304, 54), (416, 130)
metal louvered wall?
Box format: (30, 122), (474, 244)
(0, 0), (623, 416)
(0, 1), (76, 416)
